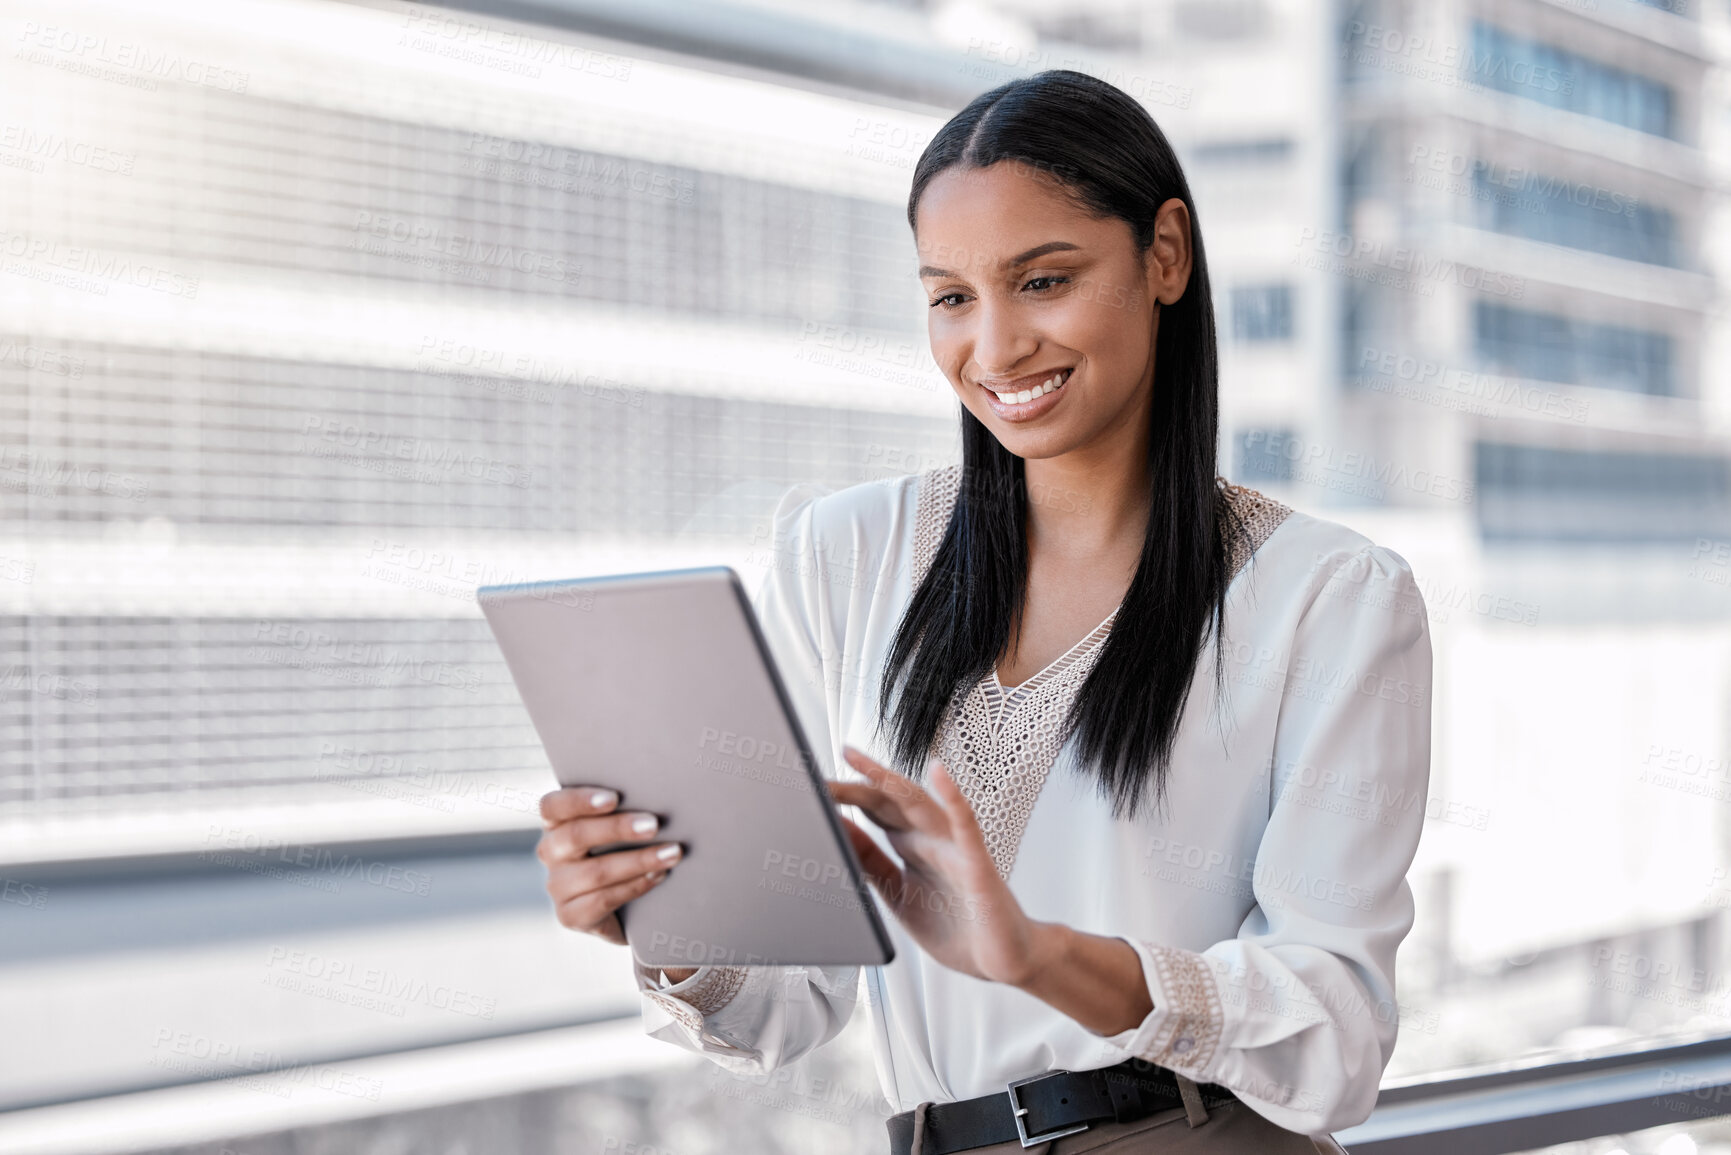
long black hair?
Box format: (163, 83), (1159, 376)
(873, 69), (1243, 822)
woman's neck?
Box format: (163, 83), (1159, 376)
(1021, 422), (1152, 559)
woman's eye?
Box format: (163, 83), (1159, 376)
(929, 277), (1067, 308)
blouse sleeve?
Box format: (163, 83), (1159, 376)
(634, 482), (861, 1074)
(1107, 543), (1433, 1135)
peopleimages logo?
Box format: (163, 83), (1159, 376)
(350, 211), (580, 285)
(14, 21), (251, 93)
(1408, 146), (1639, 219)
(1356, 346), (1589, 424)
(1294, 228), (1525, 300)
(1240, 429), (1475, 505)
(0, 448), (148, 501)
(0, 124), (135, 174)
(1342, 22), (1575, 97)
(202, 825), (434, 896)
(0, 229), (201, 298)
(297, 416), (532, 489)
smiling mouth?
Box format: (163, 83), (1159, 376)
(980, 368), (1072, 405)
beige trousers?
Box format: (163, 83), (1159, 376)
(899, 1075), (1350, 1155)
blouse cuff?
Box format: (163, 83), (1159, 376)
(1112, 938), (1227, 1076)
(634, 960), (751, 1032)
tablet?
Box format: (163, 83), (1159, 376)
(478, 566), (895, 969)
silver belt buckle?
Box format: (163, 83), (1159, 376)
(1006, 1071), (1091, 1148)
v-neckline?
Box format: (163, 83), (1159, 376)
(989, 604), (1120, 695)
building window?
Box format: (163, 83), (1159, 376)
(1469, 161), (1674, 266)
(1474, 302), (1674, 396)
(1466, 22), (1675, 139)
(1476, 441), (1731, 541)
(1234, 427), (1296, 483)
(1230, 284), (1293, 343)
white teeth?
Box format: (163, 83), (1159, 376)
(990, 370), (1068, 404)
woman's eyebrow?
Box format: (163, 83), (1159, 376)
(918, 241), (1082, 279)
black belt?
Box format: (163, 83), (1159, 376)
(886, 1058), (1237, 1154)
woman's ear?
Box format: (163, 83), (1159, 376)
(1145, 197), (1193, 306)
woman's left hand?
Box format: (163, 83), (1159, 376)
(828, 744), (1051, 987)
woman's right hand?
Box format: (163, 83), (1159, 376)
(538, 786), (692, 979)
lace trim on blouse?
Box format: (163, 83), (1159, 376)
(639, 960), (751, 1027)
(1135, 942), (1226, 1072)
(911, 465), (1291, 880)
(1219, 479), (1292, 582)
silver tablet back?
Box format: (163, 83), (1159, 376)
(479, 566), (894, 969)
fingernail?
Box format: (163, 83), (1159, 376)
(590, 789), (617, 809)
(645, 869), (667, 882)
(656, 843), (681, 862)
(631, 813), (658, 836)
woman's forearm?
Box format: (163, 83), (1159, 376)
(1013, 921), (1153, 1036)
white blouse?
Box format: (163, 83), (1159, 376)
(633, 465), (1432, 1138)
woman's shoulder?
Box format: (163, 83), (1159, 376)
(769, 468), (940, 553)
(1221, 478), (1420, 596)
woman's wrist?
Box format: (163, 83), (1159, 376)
(1008, 918), (1074, 992)
(1010, 921), (1154, 1036)
(636, 958), (701, 987)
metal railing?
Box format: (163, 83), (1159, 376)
(1339, 1035), (1731, 1153)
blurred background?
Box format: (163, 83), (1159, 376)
(1, 0), (1729, 1151)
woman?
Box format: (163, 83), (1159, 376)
(537, 70), (1430, 1154)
